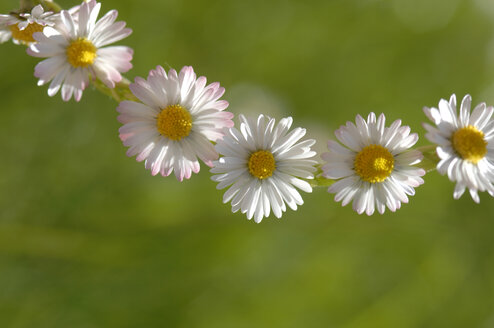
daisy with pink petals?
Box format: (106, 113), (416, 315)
(322, 113), (425, 215)
(27, 0), (133, 101)
(117, 65), (234, 181)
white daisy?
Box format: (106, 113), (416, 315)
(423, 94), (494, 203)
(27, 0), (133, 101)
(322, 113), (425, 215)
(0, 5), (56, 45)
(117, 65), (234, 181)
(211, 114), (317, 223)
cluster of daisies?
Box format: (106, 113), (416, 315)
(2, 0), (494, 222)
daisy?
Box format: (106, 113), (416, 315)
(27, 0), (133, 101)
(117, 65), (234, 181)
(0, 5), (57, 45)
(423, 94), (494, 202)
(322, 113), (425, 215)
(211, 114), (317, 223)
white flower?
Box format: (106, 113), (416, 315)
(27, 0), (133, 101)
(211, 114), (317, 223)
(423, 94), (494, 202)
(118, 65), (234, 181)
(0, 5), (56, 45)
(322, 113), (425, 215)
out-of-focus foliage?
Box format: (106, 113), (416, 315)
(1, 0), (494, 327)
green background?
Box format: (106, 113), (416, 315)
(1, 0), (494, 327)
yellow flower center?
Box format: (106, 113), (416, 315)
(452, 125), (487, 164)
(66, 38), (97, 68)
(9, 22), (44, 43)
(354, 144), (395, 183)
(156, 104), (193, 140)
(248, 150), (276, 179)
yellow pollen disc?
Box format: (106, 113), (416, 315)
(9, 22), (44, 44)
(156, 104), (193, 140)
(452, 125), (487, 164)
(248, 150), (276, 180)
(66, 38), (97, 68)
(354, 144), (394, 183)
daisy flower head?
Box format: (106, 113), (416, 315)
(322, 113), (425, 215)
(118, 65), (234, 181)
(27, 0), (133, 101)
(211, 114), (317, 223)
(423, 94), (494, 203)
(0, 5), (56, 45)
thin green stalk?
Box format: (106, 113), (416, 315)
(38, 0), (62, 13)
(306, 164), (334, 188)
(92, 77), (139, 103)
(19, 0), (62, 12)
(415, 145), (439, 172)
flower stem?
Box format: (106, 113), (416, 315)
(311, 175), (335, 188)
(415, 145), (439, 172)
(306, 164), (335, 188)
(19, 0), (61, 12)
(39, 0), (62, 13)
(91, 77), (139, 103)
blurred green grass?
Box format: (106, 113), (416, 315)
(1, 0), (494, 327)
